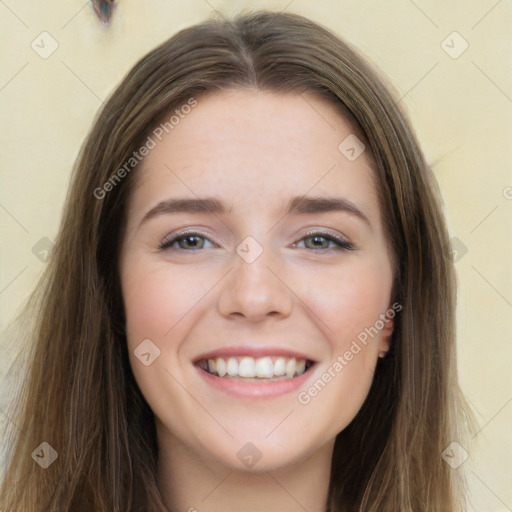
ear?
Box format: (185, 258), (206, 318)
(378, 315), (394, 358)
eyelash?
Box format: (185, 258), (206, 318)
(158, 231), (214, 251)
(158, 230), (355, 252)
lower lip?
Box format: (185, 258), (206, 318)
(195, 365), (315, 398)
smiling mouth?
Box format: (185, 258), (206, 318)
(197, 356), (314, 381)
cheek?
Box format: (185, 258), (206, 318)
(121, 263), (209, 432)
(122, 262), (212, 343)
(295, 258), (392, 432)
(305, 258), (393, 349)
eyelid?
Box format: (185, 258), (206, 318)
(303, 228), (345, 239)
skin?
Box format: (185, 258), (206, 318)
(119, 90), (394, 511)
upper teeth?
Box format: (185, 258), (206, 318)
(199, 356), (309, 379)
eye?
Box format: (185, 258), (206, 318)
(159, 232), (215, 251)
(295, 232), (354, 251)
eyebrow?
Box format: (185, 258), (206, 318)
(287, 196), (370, 226)
(139, 196), (371, 228)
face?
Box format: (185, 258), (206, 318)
(119, 90), (395, 472)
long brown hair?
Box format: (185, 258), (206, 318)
(1, 11), (472, 511)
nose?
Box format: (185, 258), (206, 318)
(217, 246), (294, 322)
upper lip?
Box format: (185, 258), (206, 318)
(193, 345), (316, 363)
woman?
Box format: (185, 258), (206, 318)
(0, 11), (472, 512)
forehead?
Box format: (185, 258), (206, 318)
(127, 89), (380, 225)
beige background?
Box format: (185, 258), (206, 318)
(1, 1), (511, 510)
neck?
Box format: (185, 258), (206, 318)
(157, 428), (334, 512)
